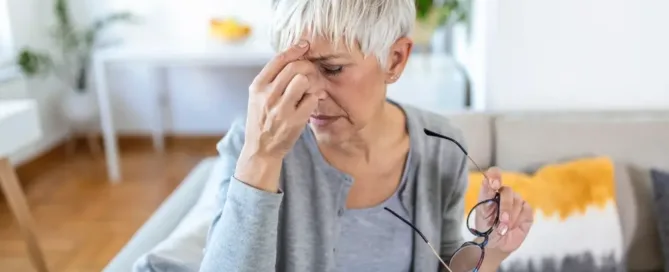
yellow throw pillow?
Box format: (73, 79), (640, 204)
(466, 156), (616, 221)
(463, 156), (626, 271)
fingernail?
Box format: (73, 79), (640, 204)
(296, 40), (308, 48)
(501, 212), (509, 222)
(498, 224), (508, 236)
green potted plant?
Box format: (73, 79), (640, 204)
(414, 0), (470, 51)
(16, 0), (137, 128)
(414, 0), (473, 108)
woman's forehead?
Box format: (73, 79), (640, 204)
(304, 35), (359, 58)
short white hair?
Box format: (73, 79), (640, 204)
(270, 0), (416, 68)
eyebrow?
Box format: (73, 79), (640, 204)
(305, 54), (348, 62)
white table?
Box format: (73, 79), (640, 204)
(93, 38), (464, 182)
(0, 99), (49, 271)
(93, 40), (275, 182)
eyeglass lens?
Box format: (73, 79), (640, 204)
(449, 244), (483, 272)
(466, 198), (499, 235)
(447, 198), (500, 272)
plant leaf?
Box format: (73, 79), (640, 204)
(54, 0), (72, 30)
(16, 48), (53, 76)
(84, 12), (138, 48)
(415, 0), (434, 20)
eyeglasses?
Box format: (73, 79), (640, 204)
(384, 128), (501, 272)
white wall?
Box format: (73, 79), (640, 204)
(482, 0), (669, 110)
(1, 0), (69, 165)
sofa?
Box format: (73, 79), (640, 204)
(103, 109), (669, 272)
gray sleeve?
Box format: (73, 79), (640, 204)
(439, 154), (468, 263)
(199, 119), (284, 272)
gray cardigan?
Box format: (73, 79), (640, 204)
(199, 102), (469, 272)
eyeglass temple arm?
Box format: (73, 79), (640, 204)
(384, 208), (453, 272)
(384, 207), (428, 243)
(423, 128), (491, 182)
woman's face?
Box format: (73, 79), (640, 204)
(301, 35), (411, 144)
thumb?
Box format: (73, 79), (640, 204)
(480, 167), (502, 199)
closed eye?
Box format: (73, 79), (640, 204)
(321, 65), (343, 76)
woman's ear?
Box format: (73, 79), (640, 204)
(386, 37), (413, 83)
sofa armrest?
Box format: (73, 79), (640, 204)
(103, 157), (218, 272)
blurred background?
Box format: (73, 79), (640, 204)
(0, 0), (667, 271)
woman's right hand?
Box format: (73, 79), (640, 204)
(234, 40), (319, 192)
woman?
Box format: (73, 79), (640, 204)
(200, 0), (534, 271)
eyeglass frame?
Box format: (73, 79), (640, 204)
(383, 128), (501, 272)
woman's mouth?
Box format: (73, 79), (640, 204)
(309, 115), (340, 126)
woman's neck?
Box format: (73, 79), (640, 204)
(319, 101), (407, 164)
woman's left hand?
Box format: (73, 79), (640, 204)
(475, 167), (534, 254)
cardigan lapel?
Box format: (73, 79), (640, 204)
(399, 105), (441, 272)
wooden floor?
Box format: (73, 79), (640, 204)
(0, 137), (219, 272)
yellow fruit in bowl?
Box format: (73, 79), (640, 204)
(210, 18), (252, 42)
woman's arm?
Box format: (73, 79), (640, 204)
(199, 40), (317, 272)
(199, 120), (284, 272)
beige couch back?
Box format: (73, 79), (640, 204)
(447, 110), (669, 171)
(495, 111), (669, 171)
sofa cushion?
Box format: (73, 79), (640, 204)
(444, 112), (493, 170)
(133, 157), (225, 272)
(651, 169), (669, 271)
(624, 165), (666, 271)
(466, 156), (626, 271)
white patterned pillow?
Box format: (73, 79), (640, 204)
(463, 157), (626, 272)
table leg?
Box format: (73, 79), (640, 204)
(151, 66), (168, 153)
(94, 57), (122, 182)
(0, 158), (49, 272)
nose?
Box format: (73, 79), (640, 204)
(306, 72), (329, 100)
(312, 88), (328, 100)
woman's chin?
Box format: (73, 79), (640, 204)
(309, 123), (334, 136)
(309, 122), (347, 144)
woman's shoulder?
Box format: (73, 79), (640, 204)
(399, 103), (470, 199)
(399, 103), (468, 152)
